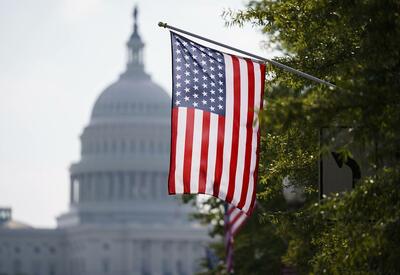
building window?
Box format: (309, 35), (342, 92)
(176, 260), (186, 275)
(34, 246), (41, 254)
(130, 140), (136, 153)
(129, 173), (136, 198)
(101, 258), (110, 273)
(121, 140), (126, 153)
(103, 243), (110, 251)
(88, 142), (93, 154)
(33, 260), (41, 275)
(103, 140), (109, 153)
(140, 140), (145, 154)
(141, 241), (151, 275)
(139, 173), (147, 198)
(77, 258), (86, 274)
(111, 140), (117, 153)
(149, 140), (155, 154)
(95, 141), (100, 153)
(122, 103), (128, 113)
(162, 259), (172, 275)
(86, 179), (92, 201)
(151, 174), (158, 199)
(141, 261), (150, 275)
(49, 246), (56, 254)
(48, 262), (56, 275)
(118, 173), (125, 198)
(108, 174), (115, 199)
(14, 246), (20, 254)
(13, 259), (22, 274)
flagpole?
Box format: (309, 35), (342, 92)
(158, 22), (337, 89)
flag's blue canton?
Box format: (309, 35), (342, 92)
(171, 33), (226, 116)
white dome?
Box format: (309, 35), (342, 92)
(91, 73), (170, 121)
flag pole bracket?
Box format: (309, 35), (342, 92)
(158, 22), (168, 28)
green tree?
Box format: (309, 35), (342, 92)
(195, 0), (400, 274)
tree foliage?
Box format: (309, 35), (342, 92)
(195, 0), (400, 274)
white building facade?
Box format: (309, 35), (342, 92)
(0, 7), (209, 275)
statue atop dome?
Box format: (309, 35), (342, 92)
(133, 5), (138, 34)
(124, 5), (146, 78)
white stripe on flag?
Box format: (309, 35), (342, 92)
(190, 109), (203, 193)
(174, 107), (187, 194)
(219, 54), (234, 200)
(205, 113), (218, 194)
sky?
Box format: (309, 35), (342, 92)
(0, 0), (274, 228)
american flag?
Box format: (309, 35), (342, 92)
(168, 32), (266, 214)
(225, 203), (248, 273)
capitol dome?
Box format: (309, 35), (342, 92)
(91, 75), (170, 120)
(58, 6), (182, 227)
(90, 8), (170, 122)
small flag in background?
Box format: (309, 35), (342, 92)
(168, 32), (266, 214)
(225, 203), (249, 273)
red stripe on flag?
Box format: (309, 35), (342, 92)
(238, 59), (255, 209)
(213, 116), (225, 197)
(198, 112), (210, 194)
(183, 108), (195, 193)
(249, 64), (266, 213)
(226, 56), (241, 203)
(168, 108), (178, 194)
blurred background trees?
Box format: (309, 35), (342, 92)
(196, 0), (400, 274)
